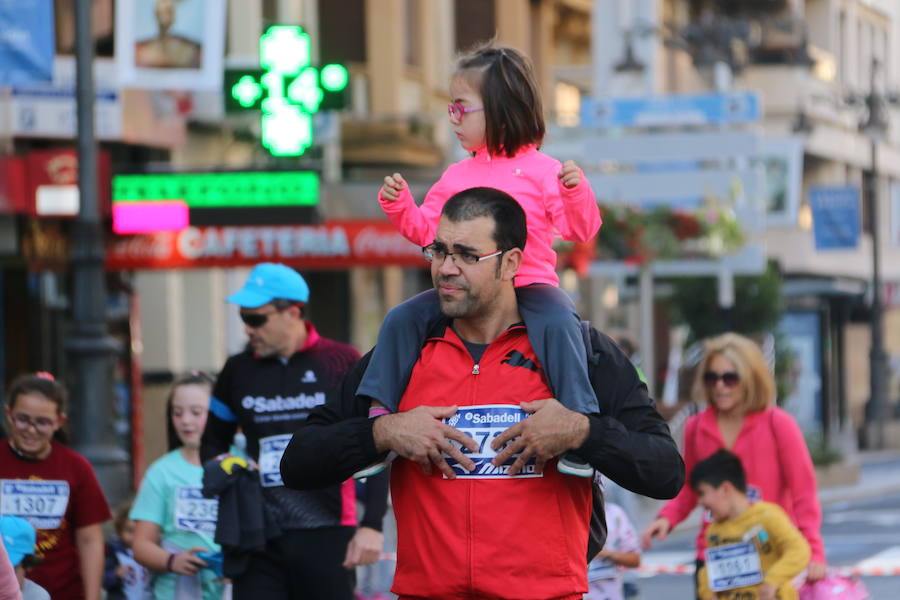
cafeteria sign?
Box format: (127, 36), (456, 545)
(107, 222), (422, 270)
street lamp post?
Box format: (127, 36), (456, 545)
(857, 58), (893, 450)
(68, 0), (130, 502)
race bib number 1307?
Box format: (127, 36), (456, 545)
(0, 480), (70, 529)
(444, 405), (541, 479)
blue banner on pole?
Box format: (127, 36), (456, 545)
(810, 186), (860, 250)
(0, 0), (55, 85)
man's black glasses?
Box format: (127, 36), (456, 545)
(239, 311), (276, 328)
(702, 371), (740, 388)
(422, 243), (505, 266)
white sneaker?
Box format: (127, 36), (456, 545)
(352, 452), (398, 479)
(557, 453), (594, 478)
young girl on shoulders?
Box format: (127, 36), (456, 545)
(356, 44), (602, 478)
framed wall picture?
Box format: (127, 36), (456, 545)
(758, 136), (804, 227)
(115, 0), (225, 90)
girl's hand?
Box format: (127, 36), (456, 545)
(758, 582), (777, 600)
(558, 160), (581, 188)
(381, 173), (408, 201)
(806, 561), (827, 582)
(640, 517), (672, 549)
(170, 548), (208, 576)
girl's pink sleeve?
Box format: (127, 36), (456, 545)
(377, 175), (455, 246)
(0, 539), (21, 600)
(544, 168), (602, 242)
(775, 410), (826, 562)
(657, 417), (699, 528)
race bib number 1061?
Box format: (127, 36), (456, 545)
(444, 405), (541, 479)
(705, 541), (763, 592)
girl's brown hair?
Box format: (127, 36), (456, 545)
(166, 372), (214, 452)
(691, 332), (775, 414)
(6, 373), (69, 444)
(455, 44), (545, 158)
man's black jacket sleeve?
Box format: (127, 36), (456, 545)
(281, 352), (383, 489)
(572, 328), (684, 499)
(358, 466), (390, 531)
(281, 331), (684, 500)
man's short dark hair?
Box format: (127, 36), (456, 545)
(690, 449), (747, 493)
(442, 187), (527, 252)
(272, 298), (307, 319)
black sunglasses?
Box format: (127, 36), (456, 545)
(703, 370), (740, 388)
(239, 304), (300, 328)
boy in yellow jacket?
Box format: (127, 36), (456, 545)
(694, 450), (810, 600)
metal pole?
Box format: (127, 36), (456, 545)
(868, 138), (888, 449)
(639, 265), (655, 396)
(68, 0), (130, 503)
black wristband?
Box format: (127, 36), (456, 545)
(166, 553), (176, 572)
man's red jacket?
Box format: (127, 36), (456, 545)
(390, 324), (591, 599)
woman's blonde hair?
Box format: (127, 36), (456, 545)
(691, 332), (775, 413)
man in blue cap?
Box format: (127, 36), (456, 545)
(0, 515), (50, 599)
(200, 263), (390, 599)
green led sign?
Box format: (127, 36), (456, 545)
(227, 26), (350, 157)
(112, 172), (320, 208)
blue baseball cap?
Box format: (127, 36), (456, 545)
(0, 516), (36, 567)
(226, 263), (309, 308)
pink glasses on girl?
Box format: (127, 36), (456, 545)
(448, 102), (483, 121)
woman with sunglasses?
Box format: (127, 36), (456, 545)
(0, 373), (112, 600)
(640, 333), (826, 594)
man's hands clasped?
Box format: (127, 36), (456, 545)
(372, 399), (590, 478)
(491, 398), (590, 475)
(372, 405), (477, 478)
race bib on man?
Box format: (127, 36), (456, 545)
(705, 541), (763, 592)
(0, 480), (70, 529)
(174, 487), (218, 535)
(259, 434), (293, 487)
(443, 405), (541, 479)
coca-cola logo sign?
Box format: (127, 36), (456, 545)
(353, 226), (421, 257)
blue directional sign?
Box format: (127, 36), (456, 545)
(810, 186), (860, 250)
(581, 92), (761, 129)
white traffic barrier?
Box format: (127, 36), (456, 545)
(380, 553), (900, 577)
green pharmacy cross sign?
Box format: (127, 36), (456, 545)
(227, 25), (349, 157)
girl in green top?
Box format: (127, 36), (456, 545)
(131, 373), (223, 600)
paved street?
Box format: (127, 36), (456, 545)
(636, 491), (900, 598)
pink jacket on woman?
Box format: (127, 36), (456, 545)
(378, 145), (602, 287)
(658, 405), (825, 563)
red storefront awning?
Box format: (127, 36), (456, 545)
(106, 221), (425, 270)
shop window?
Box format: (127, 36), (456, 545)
(405, 0), (421, 67)
(54, 0), (114, 57)
(455, 0), (495, 53)
(319, 0), (367, 64)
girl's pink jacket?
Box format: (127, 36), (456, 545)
(378, 146), (601, 286)
(658, 405), (825, 563)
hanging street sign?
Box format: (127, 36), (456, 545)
(581, 91), (761, 129)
